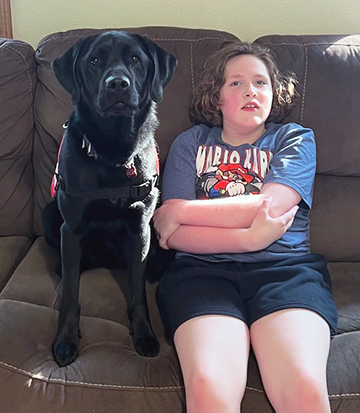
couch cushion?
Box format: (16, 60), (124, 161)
(2, 242), (360, 412)
(0, 39), (36, 236)
(0, 301), (184, 413)
(0, 236), (32, 291)
(255, 35), (360, 261)
(329, 262), (360, 334)
(0, 237), (184, 412)
(32, 27), (238, 236)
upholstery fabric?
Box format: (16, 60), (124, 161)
(0, 39), (36, 236)
(0, 28), (359, 412)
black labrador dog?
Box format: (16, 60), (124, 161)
(43, 31), (177, 366)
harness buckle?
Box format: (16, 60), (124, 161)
(130, 176), (157, 200)
(131, 181), (151, 200)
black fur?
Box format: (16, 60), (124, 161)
(43, 31), (177, 366)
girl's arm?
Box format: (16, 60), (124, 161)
(153, 180), (301, 251)
(153, 194), (267, 250)
(260, 182), (301, 218)
(154, 197), (298, 253)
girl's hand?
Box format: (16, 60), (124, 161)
(153, 199), (186, 250)
(248, 197), (299, 251)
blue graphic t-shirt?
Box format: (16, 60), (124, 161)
(161, 122), (316, 263)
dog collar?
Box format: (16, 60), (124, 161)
(81, 135), (137, 177)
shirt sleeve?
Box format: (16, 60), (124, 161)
(262, 123), (316, 209)
(161, 127), (199, 201)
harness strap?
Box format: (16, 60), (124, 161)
(50, 133), (159, 202)
(56, 173), (158, 201)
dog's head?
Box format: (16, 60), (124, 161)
(53, 31), (177, 117)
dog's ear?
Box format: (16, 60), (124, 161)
(141, 36), (177, 103)
(52, 37), (86, 105)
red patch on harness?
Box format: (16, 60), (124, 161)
(154, 145), (160, 175)
(50, 136), (64, 198)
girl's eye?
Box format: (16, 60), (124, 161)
(230, 81), (241, 86)
(257, 80), (266, 85)
(132, 55), (140, 64)
(90, 57), (99, 66)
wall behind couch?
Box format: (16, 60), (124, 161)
(11, 0), (360, 48)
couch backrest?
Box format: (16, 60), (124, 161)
(1, 29), (359, 263)
(32, 27), (238, 236)
(256, 35), (360, 261)
(0, 39), (37, 237)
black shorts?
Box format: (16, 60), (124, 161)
(157, 253), (337, 340)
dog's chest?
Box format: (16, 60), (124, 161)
(79, 197), (147, 235)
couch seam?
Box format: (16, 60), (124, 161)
(245, 386), (360, 399)
(190, 42), (195, 93)
(329, 393), (360, 399)
(0, 360), (183, 391)
(38, 34), (229, 48)
(260, 42), (360, 47)
(245, 386), (265, 394)
(151, 36), (228, 42)
(0, 361), (358, 397)
(300, 45), (308, 124)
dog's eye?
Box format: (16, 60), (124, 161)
(131, 55), (140, 65)
(90, 57), (99, 66)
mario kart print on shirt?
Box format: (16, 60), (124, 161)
(195, 145), (272, 199)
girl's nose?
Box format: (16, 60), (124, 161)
(244, 85), (257, 98)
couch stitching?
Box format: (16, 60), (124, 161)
(38, 34), (229, 48)
(300, 46), (308, 124)
(1, 360), (358, 397)
(190, 42), (195, 93)
(245, 386), (265, 394)
(151, 37), (228, 42)
(0, 360), (183, 391)
(245, 386), (360, 399)
(260, 42), (360, 47)
(329, 393), (360, 398)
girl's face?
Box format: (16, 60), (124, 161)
(219, 54), (273, 143)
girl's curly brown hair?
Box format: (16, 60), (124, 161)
(190, 41), (298, 127)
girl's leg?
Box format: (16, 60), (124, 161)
(250, 309), (331, 413)
(174, 314), (250, 413)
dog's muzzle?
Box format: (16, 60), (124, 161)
(97, 71), (138, 116)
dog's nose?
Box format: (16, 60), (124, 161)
(105, 75), (130, 91)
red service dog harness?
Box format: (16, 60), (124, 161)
(51, 133), (160, 201)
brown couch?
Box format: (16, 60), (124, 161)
(0, 26), (359, 413)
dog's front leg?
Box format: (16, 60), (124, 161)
(126, 227), (159, 357)
(53, 223), (82, 366)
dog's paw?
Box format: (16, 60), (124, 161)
(53, 337), (79, 367)
(133, 334), (160, 357)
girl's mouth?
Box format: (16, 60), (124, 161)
(242, 102), (259, 110)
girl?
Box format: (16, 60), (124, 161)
(153, 42), (337, 413)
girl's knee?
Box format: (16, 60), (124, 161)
(187, 370), (245, 413)
(273, 372), (330, 413)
